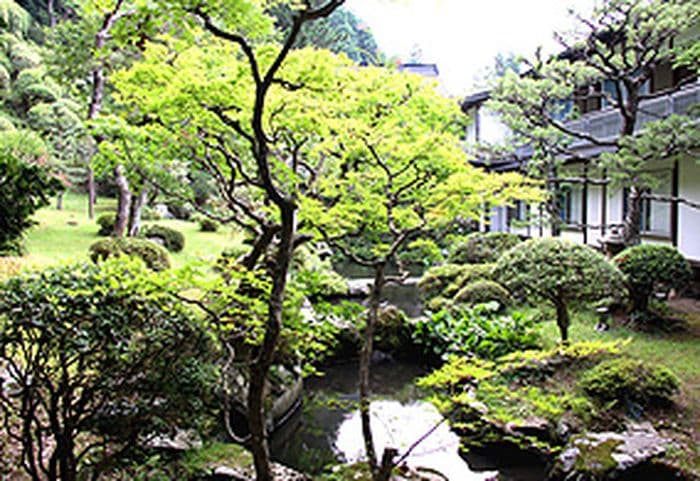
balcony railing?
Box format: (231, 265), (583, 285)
(564, 81), (700, 149)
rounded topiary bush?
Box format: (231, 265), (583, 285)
(418, 263), (494, 299)
(613, 244), (692, 314)
(454, 279), (511, 308)
(448, 232), (521, 264)
(89, 238), (170, 271)
(140, 206), (161, 221)
(374, 305), (413, 355)
(494, 239), (625, 342)
(197, 216), (219, 233)
(142, 224), (185, 253)
(96, 214), (115, 236)
(580, 357), (679, 408)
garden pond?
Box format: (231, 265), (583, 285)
(270, 360), (546, 480)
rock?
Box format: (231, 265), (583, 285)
(154, 203), (173, 219)
(504, 416), (551, 441)
(552, 422), (671, 480)
(210, 462), (310, 481)
(145, 429), (202, 452)
(147, 236), (166, 247)
(347, 278), (373, 297)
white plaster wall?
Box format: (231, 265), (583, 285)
(607, 188), (625, 228)
(479, 109), (510, 144)
(587, 185), (604, 248)
(679, 158), (700, 262)
(561, 230), (585, 244)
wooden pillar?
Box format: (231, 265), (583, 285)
(671, 160), (679, 247)
(601, 168), (607, 237)
(582, 165), (589, 245)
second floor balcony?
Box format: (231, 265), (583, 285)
(564, 81), (700, 152)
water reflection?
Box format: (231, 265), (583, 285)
(270, 361), (545, 480)
(335, 400), (496, 480)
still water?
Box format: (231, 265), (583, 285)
(270, 361), (546, 480)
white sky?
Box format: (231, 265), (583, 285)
(346, 0), (597, 97)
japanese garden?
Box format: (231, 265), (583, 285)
(0, 0), (699, 480)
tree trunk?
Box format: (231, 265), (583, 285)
(248, 205), (295, 481)
(128, 186), (148, 237)
(553, 298), (570, 343)
(47, 0), (56, 28)
(113, 165), (131, 237)
(631, 288), (650, 314)
(359, 263), (386, 475)
(548, 163), (561, 237)
(86, 3), (123, 221)
(56, 192), (63, 210)
(241, 224), (279, 270)
(87, 167), (95, 219)
(623, 186), (643, 246)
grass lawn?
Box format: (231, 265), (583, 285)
(21, 192), (243, 270)
(538, 307), (700, 473)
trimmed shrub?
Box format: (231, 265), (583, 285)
(418, 263), (494, 299)
(96, 214), (115, 236)
(197, 216), (219, 233)
(0, 259), (216, 481)
(579, 357), (679, 408)
(454, 279), (511, 308)
(495, 239), (625, 342)
(448, 232), (521, 264)
(397, 238), (444, 268)
(89, 238), (170, 271)
(613, 244), (692, 314)
(142, 224), (185, 253)
(374, 305), (413, 354)
(140, 206), (161, 221)
(0, 130), (61, 255)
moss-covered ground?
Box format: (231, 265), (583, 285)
(537, 306), (700, 475)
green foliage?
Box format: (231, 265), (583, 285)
(0, 258), (217, 480)
(613, 244), (692, 313)
(448, 232), (521, 264)
(270, 5), (382, 65)
(179, 442), (251, 476)
(413, 302), (540, 360)
(0, 256), (21, 280)
(0, 0), (31, 36)
(141, 205), (161, 220)
(142, 224), (186, 253)
(454, 279), (512, 307)
(494, 239), (625, 341)
(579, 357), (680, 408)
(419, 353), (593, 449)
(396, 237), (444, 269)
(418, 263), (494, 299)
(290, 244), (348, 298)
(96, 213), (115, 236)
(196, 215), (219, 232)
(498, 340), (630, 375)
(0, 130), (61, 255)
(89, 237), (171, 271)
(374, 305), (413, 354)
